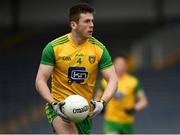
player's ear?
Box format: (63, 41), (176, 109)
(70, 21), (77, 30)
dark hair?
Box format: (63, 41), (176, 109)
(69, 3), (95, 23)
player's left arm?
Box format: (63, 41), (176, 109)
(125, 80), (148, 115)
(134, 90), (148, 112)
(88, 46), (118, 118)
(97, 46), (118, 103)
(89, 66), (118, 118)
(100, 66), (118, 103)
(134, 80), (148, 111)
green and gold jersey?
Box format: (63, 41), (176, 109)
(40, 33), (112, 104)
(100, 74), (142, 124)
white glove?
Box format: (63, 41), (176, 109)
(88, 100), (106, 118)
(51, 101), (70, 123)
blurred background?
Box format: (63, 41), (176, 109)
(0, 0), (180, 133)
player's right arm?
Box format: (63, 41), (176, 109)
(35, 43), (69, 122)
(35, 65), (70, 122)
(35, 43), (56, 103)
(35, 64), (54, 103)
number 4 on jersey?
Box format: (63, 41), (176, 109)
(77, 58), (82, 64)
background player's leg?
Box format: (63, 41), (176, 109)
(104, 120), (119, 134)
(52, 116), (78, 134)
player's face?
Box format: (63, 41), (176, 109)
(76, 13), (94, 39)
(114, 57), (127, 76)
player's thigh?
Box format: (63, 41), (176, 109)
(52, 116), (77, 134)
(45, 103), (77, 134)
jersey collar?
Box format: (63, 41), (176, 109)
(68, 33), (88, 48)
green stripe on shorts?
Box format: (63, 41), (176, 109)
(75, 118), (92, 134)
(104, 120), (133, 134)
(45, 103), (58, 123)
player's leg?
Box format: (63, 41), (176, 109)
(45, 103), (78, 134)
(52, 116), (77, 134)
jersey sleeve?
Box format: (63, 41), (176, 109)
(40, 43), (55, 66)
(134, 80), (142, 93)
(99, 47), (112, 70)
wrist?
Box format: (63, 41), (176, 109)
(100, 99), (106, 107)
(50, 101), (57, 105)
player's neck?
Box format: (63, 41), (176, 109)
(71, 31), (87, 45)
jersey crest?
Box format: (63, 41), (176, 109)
(89, 56), (96, 64)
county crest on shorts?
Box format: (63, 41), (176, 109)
(89, 56), (96, 64)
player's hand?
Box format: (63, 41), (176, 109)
(51, 101), (70, 123)
(124, 108), (136, 115)
(88, 99), (106, 118)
